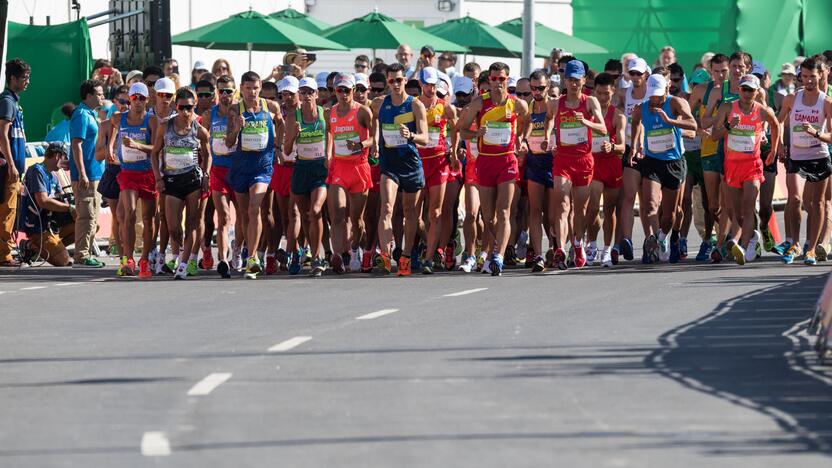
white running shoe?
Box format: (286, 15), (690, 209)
(745, 230), (761, 262)
(601, 248), (613, 268)
(458, 255), (476, 273)
(586, 243), (597, 266)
(154, 254), (166, 275)
(174, 261), (188, 280)
(481, 258), (492, 274)
(349, 247), (362, 272)
(231, 245), (243, 270)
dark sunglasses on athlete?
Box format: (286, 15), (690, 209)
(177, 104), (194, 111)
(157, 92), (173, 99)
(740, 87), (756, 93)
(354, 64), (368, 69)
(387, 77), (405, 84)
(117, 98), (130, 105)
(371, 87), (386, 93)
(670, 77), (683, 82)
(197, 92), (215, 98)
(531, 85), (547, 92)
(129, 94), (147, 102)
(336, 87), (352, 94)
(218, 88), (235, 95)
(299, 89), (316, 96)
(356, 86), (368, 93)
(628, 71), (643, 77)
(515, 92), (531, 97)
(489, 76), (507, 82)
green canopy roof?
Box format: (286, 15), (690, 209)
(497, 18), (609, 55)
(424, 16), (549, 58)
(323, 11), (468, 53)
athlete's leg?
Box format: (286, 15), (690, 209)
(327, 185), (349, 256)
(212, 192), (231, 262)
(551, 176), (572, 250)
(526, 180), (547, 257)
(363, 190), (380, 253)
(164, 195), (185, 259)
(401, 190), (421, 255)
(180, 190), (202, 262)
(378, 176), (399, 255)
(785, 173), (803, 244)
(119, 190), (138, 259)
(585, 181), (604, 246)
(602, 187), (620, 248)
(805, 179), (829, 253)
(348, 191), (368, 251)
(463, 184), (481, 256)
(618, 167), (641, 241)
(640, 178), (662, 237)
(739, 180), (761, 247)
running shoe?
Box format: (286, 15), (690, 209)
(620, 238), (634, 261)
(444, 243), (456, 271)
(201, 246), (214, 270)
(545, 248), (556, 268)
(745, 230), (761, 263)
(567, 244), (575, 268)
(611, 246), (620, 265)
(349, 247), (362, 272)
(642, 236), (657, 264)
(310, 258), (325, 277)
(817, 244), (829, 262)
(669, 241), (680, 264)
(574, 243), (586, 268)
(392, 246), (402, 264)
(148, 249), (158, 268)
(241, 246), (249, 263)
(782, 243), (802, 264)
(331, 252), (345, 274)
(109, 242), (119, 258)
(123, 258), (136, 276)
(490, 254), (504, 276)
(515, 230), (528, 260)
(755, 240), (762, 259)
(554, 248), (568, 270)
(731, 242), (747, 265)
(805, 251), (818, 266)
(187, 259), (198, 276)
(695, 241), (712, 262)
(410, 244), (424, 271)
(531, 255), (546, 273)
(74, 257), (105, 268)
(289, 250), (302, 275)
(477, 251), (487, 271)
(679, 238), (688, 260)
(116, 256), (127, 277)
(422, 259), (435, 275)
(710, 246), (723, 263)
(433, 250), (445, 272)
(174, 261), (188, 280)
(361, 249), (374, 273)
(658, 237), (670, 262)
(481, 258), (492, 274)
(397, 256), (412, 277)
(458, 255), (476, 273)
(601, 249), (613, 268)
(585, 243), (597, 266)
(231, 243), (243, 270)
(505, 246), (517, 267)
(217, 260), (231, 279)
(163, 259), (176, 274)
(773, 240), (791, 256)
(303, 247), (312, 265)
(762, 229), (776, 253)
(244, 257), (261, 279)
(275, 248), (288, 270)
(524, 247), (536, 268)
(138, 258), (152, 279)
(154, 255), (166, 275)
(265, 256), (278, 275)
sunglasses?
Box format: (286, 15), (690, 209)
(515, 91), (531, 97)
(489, 76), (508, 82)
(371, 87), (386, 93)
(354, 64), (368, 69)
(117, 98), (130, 105)
(157, 92), (173, 99)
(740, 87), (756, 93)
(336, 87), (352, 94)
(129, 94), (147, 102)
(670, 77), (682, 82)
(299, 88), (316, 96)
(197, 92), (214, 98)
(356, 86), (368, 93)
(531, 85), (547, 91)
(387, 77), (405, 84)
(177, 104), (194, 111)
(628, 71), (643, 77)
(218, 88), (235, 95)
(558, 68), (566, 73)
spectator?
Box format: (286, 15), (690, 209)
(212, 59), (232, 78)
(44, 102), (76, 143)
(396, 44), (415, 77)
(142, 66), (163, 107)
(619, 52), (637, 88)
(69, 79), (106, 268)
(354, 54), (371, 74)
(371, 62), (388, 75)
(368, 72), (387, 99)
(126, 70), (143, 85)
(413, 45), (437, 78)
(169, 73), (182, 90)
(771, 63), (797, 112)
(162, 58), (179, 77)
(0, 58), (30, 267)
(18, 142), (75, 266)
(190, 60), (209, 88)
(655, 45), (676, 67)
(546, 48), (565, 76)
(438, 52), (458, 77)
(91, 59), (121, 99)
(284, 48), (316, 76)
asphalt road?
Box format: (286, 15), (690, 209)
(1, 226), (832, 466)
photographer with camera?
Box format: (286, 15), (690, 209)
(18, 143), (75, 266)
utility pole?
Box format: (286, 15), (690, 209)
(522, 0), (535, 76)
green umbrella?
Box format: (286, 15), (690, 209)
(496, 18), (609, 55)
(172, 9), (348, 69)
(268, 7), (332, 35)
(323, 11), (468, 59)
(423, 15), (549, 58)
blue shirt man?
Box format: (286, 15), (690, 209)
(69, 101), (103, 182)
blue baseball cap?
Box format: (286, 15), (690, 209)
(419, 67), (440, 85)
(565, 60), (585, 79)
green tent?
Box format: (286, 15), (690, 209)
(571, 0), (824, 77)
(8, 19), (93, 142)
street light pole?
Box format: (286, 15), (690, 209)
(522, 0), (534, 76)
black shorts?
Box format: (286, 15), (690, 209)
(785, 157), (832, 182)
(622, 146), (640, 170)
(760, 142), (777, 174)
(97, 164), (121, 200)
(163, 168), (202, 200)
(639, 156), (686, 190)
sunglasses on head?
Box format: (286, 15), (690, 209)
(129, 94), (147, 102)
(371, 87), (386, 93)
(218, 88), (235, 95)
(157, 92), (173, 99)
(489, 76), (507, 82)
(515, 91), (531, 97)
(387, 77), (405, 84)
(197, 92), (214, 98)
(177, 104), (194, 111)
(336, 87), (352, 94)
(531, 85), (547, 91)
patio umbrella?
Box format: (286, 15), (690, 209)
(496, 18), (609, 55)
(268, 7), (332, 35)
(423, 15), (549, 58)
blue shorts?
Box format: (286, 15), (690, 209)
(380, 149), (424, 193)
(525, 152), (553, 189)
(228, 164), (273, 194)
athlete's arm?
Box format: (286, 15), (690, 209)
(267, 100), (285, 152)
(283, 110), (299, 158)
(150, 121), (167, 192)
(457, 97), (483, 140)
(403, 99), (429, 146)
(369, 97), (384, 157)
(224, 105), (241, 149)
(197, 125), (211, 185)
(200, 109), (211, 131)
(541, 98), (557, 152)
(612, 109), (626, 155)
(583, 96), (608, 135)
(709, 102), (733, 140)
(357, 105), (375, 150)
(630, 104), (644, 163)
(324, 108), (334, 166)
(762, 105), (781, 165)
(444, 104), (460, 167)
(807, 98), (832, 144)
(660, 97), (698, 132)
(700, 84), (723, 129)
(514, 98), (531, 154)
(94, 120), (111, 162)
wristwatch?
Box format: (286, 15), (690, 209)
(724, 121), (732, 130)
(407, 135), (415, 144)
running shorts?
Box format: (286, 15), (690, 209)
(163, 168), (203, 200)
(209, 165), (234, 195)
(328, 158), (373, 193)
(785, 157), (832, 183)
(724, 156), (764, 189)
(476, 154), (518, 188)
(639, 157), (686, 190)
(228, 163), (272, 194)
(117, 169), (157, 200)
(291, 159), (328, 196)
(97, 164), (121, 200)
(622, 146), (640, 171)
(593, 155), (623, 189)
(369, 163), (382, 193)
(270, 163), (293, 198)
(552, 153), (593, 187)
(684, 151), (704, 186)
(422, 156), (450, 188)
(701, 153), (724, 174)
(525, 152), (553, 189)
(463, 156), (478, 186)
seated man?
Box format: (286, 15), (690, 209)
(18, 142), (75, 266)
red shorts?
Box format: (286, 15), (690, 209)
(209, 165), (234, 195)
(553, 152), (594, 187)
(270, 163), (293, 197)
(476, 153), (518, 188)
(327, 158), (372, 193)
(592, 155), (623, 188)
(369, 164), (382, 193)
(448, 159), (463, 184)
(116, 169), (157, 200)
(422, 156), (450, 188)
(724, 156), (764, 188)
(464, 157), (478, 186)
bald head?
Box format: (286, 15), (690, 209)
(396, 44), (413, 68)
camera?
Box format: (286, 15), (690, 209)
(46, 191), (75, 231)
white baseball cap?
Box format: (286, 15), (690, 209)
(298, 77), (317, 90)
(452, 75), (473, 95)
(646, 74), (667, 97)
(354, 72), (370, 88)
(438, 71), (452, 96)
(128, 82), (149, 97)
(154, 77), (176, 94)
(739, 74), (761, 90)
(437, 80), (449, 97)
(193, 60), (208, 71)
(419, 67), (440, 85)
(627, 57), (649, 74)
(315, 71), (329, 89)
(334, 73), (355, 89)
(278, 76), (299, 94)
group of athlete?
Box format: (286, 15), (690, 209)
(98, 46), (832, 280)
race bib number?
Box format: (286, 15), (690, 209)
(211, 130), (232, 155)
(382, 124), (408, 148)
(297, 139), (326, 160)
(164, 146), (194, 171)
(682, 135), (701, 151)
(483, 121), (512, 146)
(793, 125), (821, 149)
(334, 131), (360, 157)
(467, 138), (479, 158)
(727, 129), (755, 153)
(528, 133), (547, 153)
(241, 122), (269, 152)
(559, 121), (588, 146)
(283, 148), (297, 163)
(591, 131), (609, 153)
(646, 128), (675, 153)
(424, 127), (441, 148)
(121, 145), (147, 163)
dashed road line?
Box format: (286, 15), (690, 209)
(20, 286), (46, 291)
(356, 309), (399, 320)
(443, 287), (488, 297)
(268, 336), (312, 352)
(187, 373), (232, 396)
(55, 282), (79, 286)
(140, 431), (171, 456)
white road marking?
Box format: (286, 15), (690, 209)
(20, 286), (46, 291)
(187, 372), (232, 396)
(88, 278), (109, 282)
(268, 336), (312, 352)
(356, 308), (399, 320)
(55, 282), (79, 286)
(140, 431), (171, 456)
(443, 287), (488, 297)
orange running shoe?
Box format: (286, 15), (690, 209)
(397, 255), (412, 277)
(138, 258), (152, 279)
